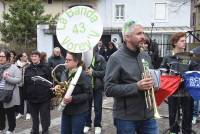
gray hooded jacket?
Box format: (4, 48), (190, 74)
(105, 44), (154, 120)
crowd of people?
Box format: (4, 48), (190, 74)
(0, 20), (200, 134)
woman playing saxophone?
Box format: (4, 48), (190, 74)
(55, 52), (92, 134)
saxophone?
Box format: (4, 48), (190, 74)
(51, 64), (83, 111)
(58, 66), (82, 111)
(51, 64), (69, 106)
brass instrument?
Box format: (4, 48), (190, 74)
(58, 66), (83, 111)
(51, 64), (68, 106)
(139, 43), (148, 52)
(139, 43), (145, 51)
(141, 59), (161, 119)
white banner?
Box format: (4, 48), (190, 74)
(56, 6), (103, 53)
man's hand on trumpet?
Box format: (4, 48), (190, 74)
(137, 78), (154, 91)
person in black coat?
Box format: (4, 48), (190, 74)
(48, 47), (65, 82)
(139, 38), (160, 69)
(57, 52), (92, 134)
(84, 49), (106, 134)
(105, 42), (117, 61)
(24, 51), (52, 134)
(94, 41), (107, 60)
(160, 32), (199, 134)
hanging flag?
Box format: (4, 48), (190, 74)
(183, 71), (200, 100)
(155, 75), (181, 106)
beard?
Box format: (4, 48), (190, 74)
(135, 44), (140, 51)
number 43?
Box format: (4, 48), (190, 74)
(73, 23), (86, 34)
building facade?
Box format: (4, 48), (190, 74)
(0, 0), (191, 57)
(42, 0), (192, 57)
(190, 0), (200, 49)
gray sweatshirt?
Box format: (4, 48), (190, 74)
(3, 64), (22, 108)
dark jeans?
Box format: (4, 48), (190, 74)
(61, 112), (87, 134)
(168, 96), (194, 134)
(114, 118), (159, 134)
(193, 100), (199, 117)
(85, 88), (103, 127)
(0, 102), (16, 132)
(16, 86), (30, 114)
(29, 101), (50, 134)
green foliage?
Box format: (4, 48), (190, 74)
(0, 0), (52, 49)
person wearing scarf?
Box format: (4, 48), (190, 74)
(59, 52), (92, 134)
(15, 52), (31, 120)
(0, 49), (22, 134)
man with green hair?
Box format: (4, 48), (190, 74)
(104, 20), (159, 134)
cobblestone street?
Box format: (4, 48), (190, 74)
(14, 97), (200, 134)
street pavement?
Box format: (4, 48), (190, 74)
(14, 96), (200, 134)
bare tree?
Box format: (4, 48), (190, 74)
(167, 0), (190, 12)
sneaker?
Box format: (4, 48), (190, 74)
(5, 131), (14, 134)
(83, 126), (90, 133)
(16, 113), (23, 119)
(192, 117), (197, 124)
(95, 127), (101, 134)
(26, 113), (31, 120)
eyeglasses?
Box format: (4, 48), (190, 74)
(66, 58), (73, 62)
(0, 55), (6, 58)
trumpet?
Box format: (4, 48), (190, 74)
(141, 59), (160, 119)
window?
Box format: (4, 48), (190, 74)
(47, 0), (53, 4)
(154, 3), (167, 21)
(198, 7), (200, 24)
(192, 12), (196, 26)
(114, 4), (125, 21)
(151, 34), (172, 57)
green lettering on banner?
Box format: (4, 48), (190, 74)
(79, 23), (85, 33)
(66, 42), (74, 50)
(74, 7), (80, 16)
(91, 16), (98, 23)
(86, 10), (94, 19)
(79, 40), (91, 52)
(79, 42), (86, 52)
(66, 9), (73, 18)
(73, 43), (79, 52)
(73, 24), (79, 34)
(73, 23), (85, 34)
(62, 36), (71, 46)
(81, 7), (87, 17)
(57, 17), (68, 30)
(56, 6), (103, 53)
